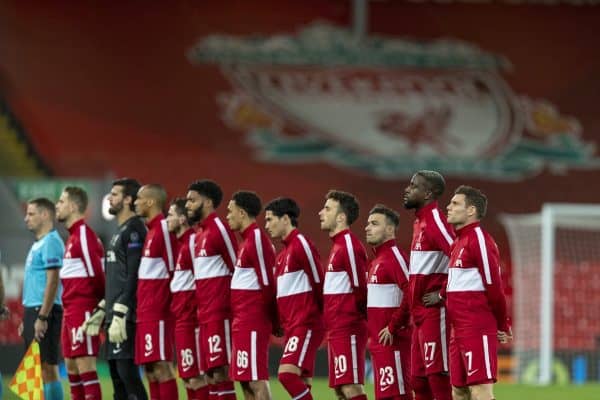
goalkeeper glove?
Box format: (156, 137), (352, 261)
(108, 303), (128, 344)
(81, 299), (105, 336)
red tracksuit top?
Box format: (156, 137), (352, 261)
(170, 228), (197, 326)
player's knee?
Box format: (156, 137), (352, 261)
(452, 385), (471, 400)
(469, 383), (493, 400)
(340, 383), (364, 398)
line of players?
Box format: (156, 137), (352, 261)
(54, 169), (510, 400)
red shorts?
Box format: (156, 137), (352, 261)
(199, 319), (232, 372)
(229, 328), (270, 382)
(411, 307), (450, 377)
(280, 326), (324, 377)
(327, 329), (367, 388)
(61, 310), (100, 358)
(450, 334), (497, 387)
(369, 344), (411, 399)
(135, 319), (174, 365)
(175, 324), (202, 378)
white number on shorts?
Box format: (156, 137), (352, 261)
(71, 327), (84, 344)
(284, 336), (299, 353)
(145, 334), (153, 352)
(180, 348), (194, 368)
(379, 366), (395, 386)
(208, 335), (222, 354)
(236, 350), (249, 369)
(424, 342), (436, 362)
(465, 351), (473, 371)
(334, 355), (348, 376)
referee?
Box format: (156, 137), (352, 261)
(20, 198), (64, 400)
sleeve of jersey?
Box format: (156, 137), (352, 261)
(83, 230), (106, 301)
(474, 233), (510, 332)
(119, 227), (145, 307)
(297, 236), (324, 311)
(346, 237), (368, 316)
(254, 233), (278, 326)
(430, 209), (455, 257)
(42, 236), (64, 269)
(387, 254), (411, 333)
(218, 222), (239, 271)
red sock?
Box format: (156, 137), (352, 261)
(412, 376), (433, 400)
(208, 383), (218, 400)
(80, 371), (102, 400)
(349, 395), (367, 400)
(217, 381), (236, 399)
(428, 373), (452, 400)
(149, 380), (160, 400)
(187, 385), (210, 400)
(67, 374), (85, 400)
(278, 372), (312, 399)
(159, 379), (179, 399)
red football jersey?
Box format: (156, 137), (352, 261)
(275, 229), (324, 333)
(60, 219), (105, 316)
(367, 239), (411, 350)
(136, 214), (176, 322)
(193, 212), (238, 323)
(230, 222), (277, 331)
(446, 222), (510, 337)
(170, 228), (197, 324)
(409, 201), (455, 325)
(323, 229), (368, 335)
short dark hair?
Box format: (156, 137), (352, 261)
(63, 186), (88, 213)
(170, 197), (187, 217)
(265, 197), (300, 227)
(326, 190), (359, 226)
(415, 170), (446, 199)
(454, 185), (487, 219)
(112, 178), (141, 211)
(28, 197), (56, 218)
(232, 191), (262, 218)
(143, 184), (167, 210)
(369, 204), (400, 228)
(188, 180), (223, 209)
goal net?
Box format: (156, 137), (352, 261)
(501, 204), (600, 384)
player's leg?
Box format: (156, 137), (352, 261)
(452, 386), (471, 400)
(331, 331), (368, 400)
(278, 364), (311, 400)
(422, 309), (451, 400)
(410, 325), (432, 400)
(62, 314), (85, 400)
(75, 356), (101, 400)
(177, 326), (209, 399)
(202, 319), (236, 400)
(153, 360), (179, 398)
(247, 380), (271, 400)
(449, 336), (469, 400)
(240, 381), (255, 400)
(115, 358), (148, 400)
(370, 347), (411, 400)
(459, 334), (497, 400)
(278, 327), (323, 400)
(469, 383), (494, 400)
(108, 359), (128, 400)
(41, 305), (64, 400)
(65, 358), (85, 400)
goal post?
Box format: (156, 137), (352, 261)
(501, 203), (600, 384)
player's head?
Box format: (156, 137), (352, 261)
(135, 184), (167, 219)
(319, 190), (359, 234)
(109, 178), (141, 215)
(186, 179), (223, 224)
(25, 197), (56, 234)
(264, 197), (299, 239)
(365, 204), (399, 246)
(56, 186), (88, 225)
(166, 197), (188, 235)
(403, 170), (446, 210)
(227, 191), (262, 232)
(447, 185), (487, 229)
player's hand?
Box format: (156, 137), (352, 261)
(108, 303), (128, 344)
(34, 318), (48, 342)
(422, 291), (442, 307)
(0, 305), (10, 320)
(82, 299), (106, 336)
(378, 326), (394, 346)
(497, 327), (513, 344)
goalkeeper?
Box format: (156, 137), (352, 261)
(82, 178), (148, 400)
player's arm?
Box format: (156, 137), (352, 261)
(35, 238), (63, 341)
(346, 238), (368, 316)
(83, 231), (106, 301)
(425, 214), (455, 304)
(217, 220), (239, 272)
(475, 235), (510, 334)
(297, 237), (324, 310)
(0, 271), (7, 320)
(388, 256), (411, 333)
(119, 227), (145, 308)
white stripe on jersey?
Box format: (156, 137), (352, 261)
(432, 208), (454, 246)
(391, 245), (409, 280)
(475, 227), (492, 284)
(277, 270), (311, 298)
(409, 251), (449, 275)
(79, 225), (95, 277)
(160, 219), (174, 272)
(170, 269), (195, 292)
(139, 257), (170, 279)
(231, 266), (260, 290)
(297, 234), (320, 284)
(367, 283), (402, 308)
(215, 217), (237, 266)
(60, 258), (89, 279)
(323, 271), (352, 295)
(254, 229), (269, 286)
(193, 255), (231, 279)
(344, 234), (359, 287)
(447, 268), (484, 292)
